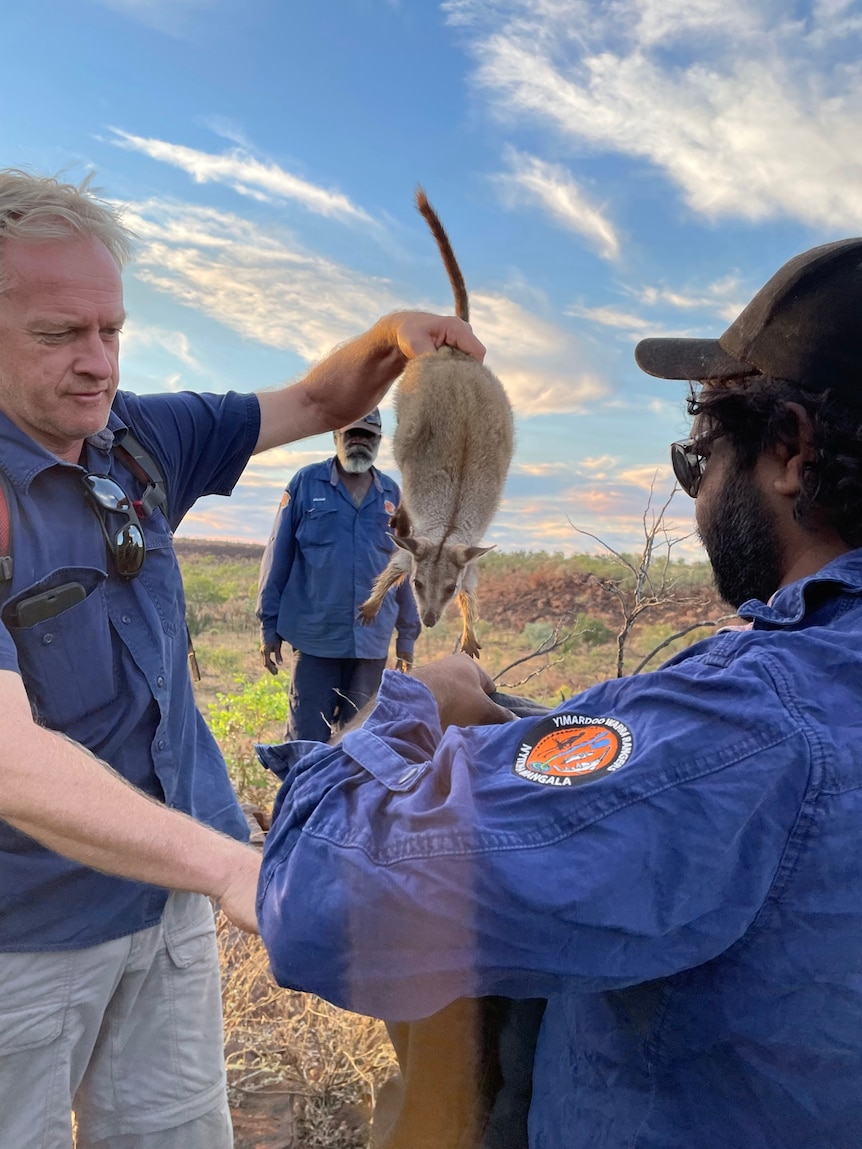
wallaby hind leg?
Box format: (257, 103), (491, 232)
(360, 553), (410, 624)
(455, 578), (482, 659)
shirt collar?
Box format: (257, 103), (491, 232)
(0, 406), (128, 493)
(739, 548), (862, 628)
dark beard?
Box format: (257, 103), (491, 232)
(698, 465), (783, 609)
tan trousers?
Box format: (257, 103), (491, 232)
(0, 892), (231, 1149)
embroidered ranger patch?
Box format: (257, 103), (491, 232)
(513, 713), (633, 788)
(280, 490), (290, 509)
(384, 500), (396, 515)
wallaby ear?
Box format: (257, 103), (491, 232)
(392, 533), (430, 558)
(452, 543), (495, 564)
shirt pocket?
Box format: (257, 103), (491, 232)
(296, 505), (338, 546)
(296, 506), (339, 574)
(2, 566), (117, 729)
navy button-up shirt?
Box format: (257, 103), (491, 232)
(256, 457), (420, 659)
(258, 550), (862, 1148)
(0, 389), (259, 950)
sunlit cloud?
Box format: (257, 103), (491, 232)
(515, 460), (576, 476)
(580, 455), (617, 470)
(117, 197), (605, 420)
(179, 465), (703, 560)
(121, 320), (204, 372)
(109, 128), (375, 225)
(493, 148), (621, 260)
(617, 462), (674, 490)
(568, 272), (749, 345)
(629, 274), (747, 325)
(470, 293), (610, 415)
(445, 0), (862, 229)
(119, 197), (399, 361)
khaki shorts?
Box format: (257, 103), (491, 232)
(0, 891), (232, 1149)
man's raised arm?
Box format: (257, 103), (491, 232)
(254, 311), (485, 453)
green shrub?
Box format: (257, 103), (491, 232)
(208, 675), (290, 802)
(577, 614), (615, 647)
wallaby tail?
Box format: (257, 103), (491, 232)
(416, 186), (470, 323)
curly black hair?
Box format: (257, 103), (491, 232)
(689, 376), (862, 548)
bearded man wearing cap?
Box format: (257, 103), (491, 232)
(257, 408), (420, 742)
(254, 238), (862, 1149)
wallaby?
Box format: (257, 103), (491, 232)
(359, 187), (514, 658)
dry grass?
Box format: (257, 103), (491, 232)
(219, 918), (397, 1147)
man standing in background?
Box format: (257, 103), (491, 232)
(258, 408), (420, 742)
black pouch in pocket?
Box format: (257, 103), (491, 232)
(2, 567), (117, 727)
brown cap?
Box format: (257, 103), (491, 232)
(635, 238), (862, 397)
(339, 408), (383, 435)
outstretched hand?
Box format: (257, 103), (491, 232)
(213, 844), (262, 934)
(389, 312), (486, 364)
(412, 654), (515, 730)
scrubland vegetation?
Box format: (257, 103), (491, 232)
(178, 536), (727, 1146)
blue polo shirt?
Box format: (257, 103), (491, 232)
(256, 457), (420, 659)
(0, 389), (260, 950)
(258, 550), (862, 1148)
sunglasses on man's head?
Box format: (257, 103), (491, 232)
(81, 473), (146, 579)
(670, 438), (708, 499)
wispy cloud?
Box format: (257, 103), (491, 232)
(180, 461), (702, 558)
(121, 320), (204, 372)
(629, 274), (747, 323)
(515, 460), (576, 476)
(493, 148), (621, 260)
(469, 292), (610, 415)
(580, 454), (617, 471)
(117, 195), (607, 420)
(109, 128), (374, 225)
(445, 0), (862, 230)
(567, 271), (749, 343)
(118, 197), (398, 361)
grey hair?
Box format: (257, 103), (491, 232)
(0, 169), (135, 292)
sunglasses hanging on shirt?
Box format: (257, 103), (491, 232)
(81, 473), (146, 579)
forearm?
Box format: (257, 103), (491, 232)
(254, 311), (485, 453)
(1, 672), (258, 928)
(255, 315), (408, 452)
(5, 727), (246, 894)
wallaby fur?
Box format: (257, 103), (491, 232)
(359, 187), (514, 657)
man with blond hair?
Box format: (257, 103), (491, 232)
(0, 168), (484, 1149)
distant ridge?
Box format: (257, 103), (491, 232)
(174, 537), (265, 561)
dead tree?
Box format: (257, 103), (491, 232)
(569, 480), (733, 678)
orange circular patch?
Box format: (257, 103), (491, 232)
(526, 726), (621, 776)
(513, 715), (633, 788)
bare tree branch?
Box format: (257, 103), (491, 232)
(497, 656), (567, 690)
(630, 616), (736, 675)
(493, 620), (578, 682)
(569, 484), (712, 677)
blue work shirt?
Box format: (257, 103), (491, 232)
(258, 549), (862, 1148)
(256, 457), (420, 659)
(0, 389), (260, 951)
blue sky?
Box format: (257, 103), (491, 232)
(3, 0), (861, 556)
